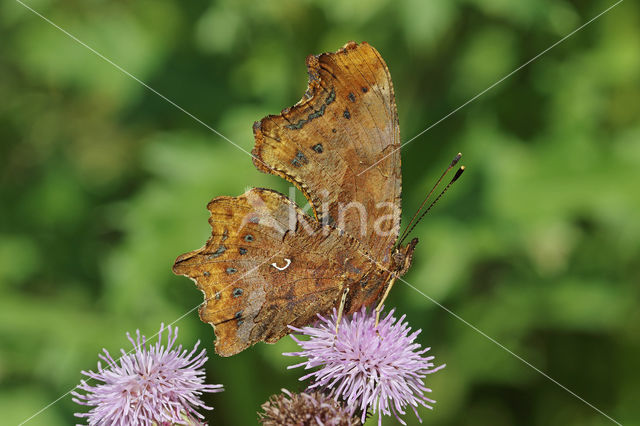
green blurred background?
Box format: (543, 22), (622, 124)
(1, 0), (639, 424)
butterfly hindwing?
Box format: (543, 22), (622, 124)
(173, 188), (383, 356)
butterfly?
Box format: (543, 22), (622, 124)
(173, 41), (419, 356)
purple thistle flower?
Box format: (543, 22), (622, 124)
(72, 323), (224, 425)
(285, 308), (445, 426)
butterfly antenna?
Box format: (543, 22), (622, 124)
(397, 153), (462, 246)
(397, 164), (465, 247)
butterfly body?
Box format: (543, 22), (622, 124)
(174, 42), (416, 356)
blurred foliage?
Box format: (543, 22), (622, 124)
(1, 0), (639, 425)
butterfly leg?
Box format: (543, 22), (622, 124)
(335, 287), (350, 335)
(375, 275), (397, 327)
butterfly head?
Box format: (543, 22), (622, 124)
(392, 237), (418, 277)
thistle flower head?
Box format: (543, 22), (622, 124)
(72, 323), (224, 425)
(285, 308), (445, 426)
(259, 389), (361, 426)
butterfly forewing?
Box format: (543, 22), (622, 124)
(252, 41), (402, 263)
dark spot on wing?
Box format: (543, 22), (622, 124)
(226, 267), (237, 274)
(343, 109), (351, 119)
(312, 144), (323, 153)
(203, 271), (210, 277)
(325, 88), (336, 104)
(207, 245), (226, 259)
(291, 151), (309, 167)
(361, 87), (368, 93)
(285, 105), (326, 130)
(332, 128), (337, 133)
(239, 247), (247, 255)
(233, 288), (243, 297)
(348, 92), (356, 102)
(244, 234), (254, 242)
(284, 88), (335, 130)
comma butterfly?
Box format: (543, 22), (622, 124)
(173, 42), (420, 356)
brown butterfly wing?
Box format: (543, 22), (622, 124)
(172, 188), (381, 356)
(253, 41), (401, 264)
